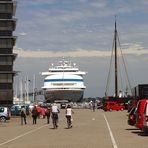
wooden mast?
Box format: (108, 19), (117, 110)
(114, 18), (118, 97)
(105, 18), (132, 99)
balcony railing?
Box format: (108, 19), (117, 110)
(13, 1), (17, 16)
(0, 19), (17, 31)
(0, 36), (17, 48)
(0, 1), (17, 15)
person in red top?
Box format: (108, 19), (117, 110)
(36, 105), (41, 118)
(41, 107), (46, 119)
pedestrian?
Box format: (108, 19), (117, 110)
(32, 105), (38, 124)
(45, 106), (51, 124)
(36, 105), (41, 118)
(26, 106), (30, 116)
(92, 101), (96, 112)
(51, 103), (60, 128)
(20, 106), (27, 125)
(65, 104), (74, 128)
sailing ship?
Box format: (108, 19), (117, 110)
(104, 18), (132, 103)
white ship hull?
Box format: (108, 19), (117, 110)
(43, 89), (84, 102)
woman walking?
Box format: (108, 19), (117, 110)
(65, 104), (74, 128)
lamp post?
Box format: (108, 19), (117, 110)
(32, 74), (36, 103)
(24, 76), (31, 104)
(34, 88), (37, 103)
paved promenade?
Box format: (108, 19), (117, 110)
(0, 109), (148, 148)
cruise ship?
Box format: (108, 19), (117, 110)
(41, 58), (86, 102)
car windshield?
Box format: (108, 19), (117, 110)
(144, 102), (148, 114)
(129, 108), (136, 115)
(134, 108), (137, 114)
(0, 107), (4, 112)
(136, 102), (140, 113)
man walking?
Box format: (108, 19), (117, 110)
(45, 105), (51, 124)
(20, 106), (27, 125)
(51, 103), (60, 128)
(32, 105), (38, 124)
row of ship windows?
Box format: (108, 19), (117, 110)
(44, 79), (83, 82)
(51, 83), (76, 86)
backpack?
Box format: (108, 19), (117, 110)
(32, 108), (38, 117)
(45, 108), (50, 115)
(21, 110), (25, 117)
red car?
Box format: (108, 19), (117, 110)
(103, 102), (124, 111)
(135, 99), (147, 129)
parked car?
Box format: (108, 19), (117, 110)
(142, 100), (148, 133)
(61, 103), (67, 109)
(135, 99), (147, 129)
(127, 107), (137, 126)
(11, 104), (30, 116)
(0, 107), (11, 122)
(103, 102), (125, 111)
(11, 105), (23, 116)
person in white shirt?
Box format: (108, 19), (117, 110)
(20, 106), (27, 125)
(52, 103), (59, 113)
(51, 103), (60, 128)
(65, 104), (74, 128)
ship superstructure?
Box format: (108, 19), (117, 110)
(42, 58), (86, 102)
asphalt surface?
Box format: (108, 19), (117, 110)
(0, 109), (148, 148)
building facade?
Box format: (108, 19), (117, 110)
(0, 0), (17, 106)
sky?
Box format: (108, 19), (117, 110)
(14, 0), (148, 98)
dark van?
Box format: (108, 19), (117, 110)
(135, 99), (147, 129)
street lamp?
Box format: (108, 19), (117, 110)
(34, 88), (38, 103)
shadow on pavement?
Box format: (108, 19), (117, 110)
(125, 128), (139, 131)
(127, 129), (148, 137)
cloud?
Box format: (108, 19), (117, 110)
(14, 43), (148, 58)
(18, 32), (27, 36)
(15, 0), (148, 53)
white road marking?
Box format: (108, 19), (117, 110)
(103, 114), (118, 148)
(0, 124), (48, 146)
